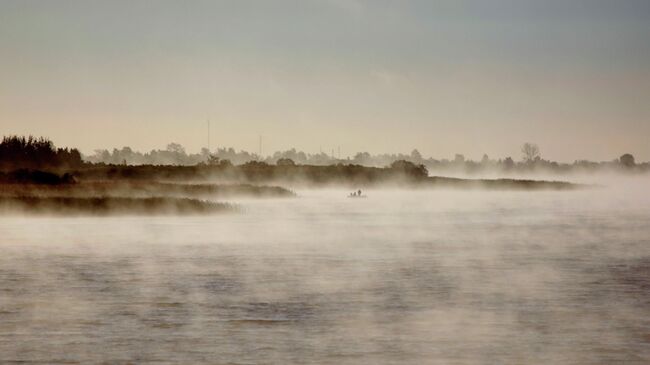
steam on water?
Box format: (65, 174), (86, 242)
(1, 178), (649, 364)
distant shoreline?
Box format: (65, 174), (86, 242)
(63, 164), (582, 190)
(424, 176), (581, 190)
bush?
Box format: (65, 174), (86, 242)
(389, 160), (428, 179)
(276, 158), (296, 166)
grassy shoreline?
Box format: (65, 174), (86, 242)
(67, 164), (582, 190)
(424, 176), (581, 190)
(0, 181), (296, 199)
(0, 196), (234, 216)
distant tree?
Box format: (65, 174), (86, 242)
(353, 152), (371, 164)
(276, 158), (296, 166)
(410, 149), (422, 162)
(481, 154), (490, 165)
(454, 154), (465, 164)
(521, 143), (540, 163)
(503, 157), (515, 170)
(390, 160), (428, 179)
(207, 154), (221, 166)
(620, 153), (635, 167)
(218, 159), (233, 168)
(166, 143), (186, 154)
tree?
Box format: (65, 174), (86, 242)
(166, 143), (185, 154)
(503, 157), (514, 170)
(620, 153), (635, 167)
(276, 158), (296, 166)
(353, 152), (371, 164)
(521, 143), (540, 163)
(390, 160), (428, 179)
(218, 159), (233, 168)
(207, 154), (221, 165)
(410, 149), (422, 162)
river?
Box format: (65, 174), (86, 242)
(1, 178), (649, 364)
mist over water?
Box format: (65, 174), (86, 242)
(1, 178), (650, 364)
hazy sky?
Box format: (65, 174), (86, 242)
(1, 0), (649, 161)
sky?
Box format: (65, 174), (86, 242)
(1, 0), (649, 162)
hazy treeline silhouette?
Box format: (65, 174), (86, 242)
(86, 142), (648, 175)
(2, 135), (646, 177)
(0, 136), (83, 171)
(86, 144), (257, 166)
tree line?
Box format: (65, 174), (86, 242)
(1, 136), (646, 175)
(0, 136), (83, 171)
(85, 141), (647, 174)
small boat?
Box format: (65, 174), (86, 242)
(348, 191), (367, 198)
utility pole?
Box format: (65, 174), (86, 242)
(207, 119), (210, 152)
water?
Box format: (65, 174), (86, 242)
(1, 181), (649, 364)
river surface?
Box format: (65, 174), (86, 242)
(1, 180), (649, 364)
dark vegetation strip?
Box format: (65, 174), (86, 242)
(0, 197), (235, 216)
(425, 176), (580, 190)
(80, 166), (579, 190)
(71, 163), (581, 189)
(72, 162), (428, 184)
(0, 166), (581, 191)
(0, 181), (296, 198)
(152, 182), (295, 197)
(0, 169), (75, 185)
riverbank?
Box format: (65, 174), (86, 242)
(0, 196), (234, 216)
